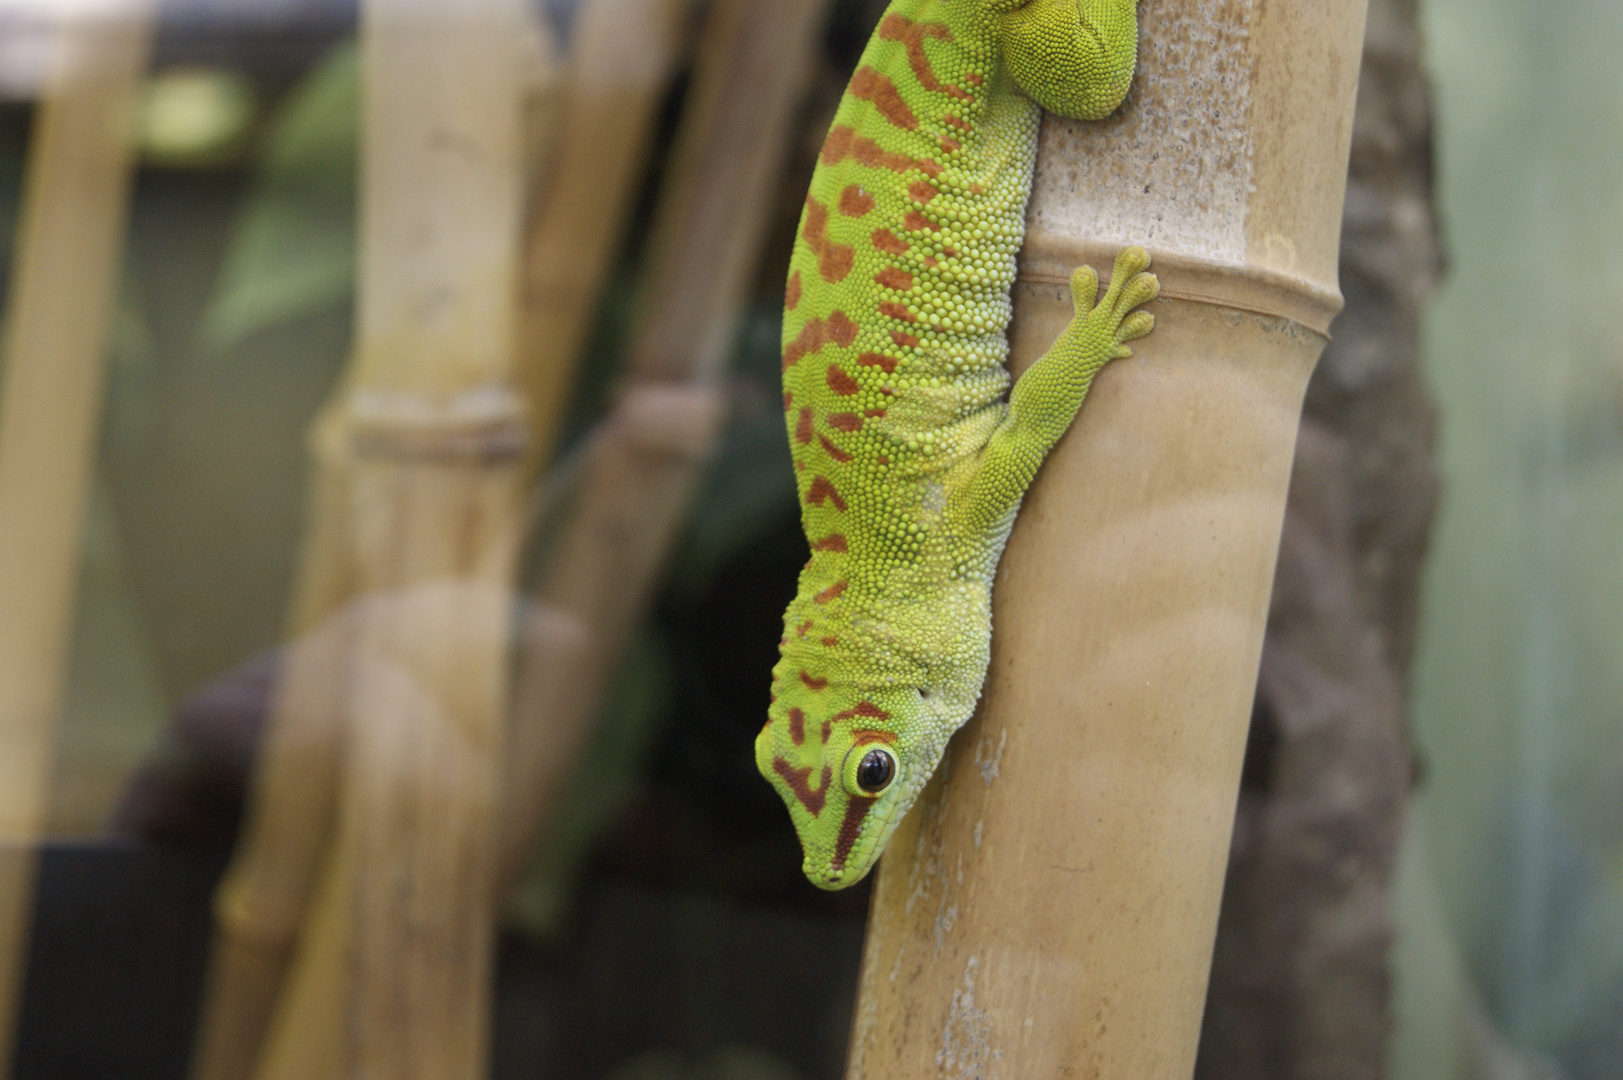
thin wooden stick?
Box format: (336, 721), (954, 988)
(515, 0), (697, 476)
(499, 0), (835, 890)
(0, 4), (150, 1073)
(843, 0), (1370, 1076)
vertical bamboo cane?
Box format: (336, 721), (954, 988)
(0, 5), (149, 1073)
(843, 1), (1369, 1077)
(499, 0), (835, 889)
(337, 2), (529, 1076)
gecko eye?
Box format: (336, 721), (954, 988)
(854, 748), (895, 794)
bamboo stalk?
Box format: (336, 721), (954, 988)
(0, 4), (150, 1073)
(499, 0), (836, 890)
(843, 1), (1369, 1076)
(515, 0), (697, 476)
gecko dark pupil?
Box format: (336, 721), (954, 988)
(856, 749), (894, 793)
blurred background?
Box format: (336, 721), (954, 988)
(0, 0), (1614, 1077)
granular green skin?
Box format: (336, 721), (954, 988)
(758, 0), (1159, 889)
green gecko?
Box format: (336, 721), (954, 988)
(757, 0), (1159, 890)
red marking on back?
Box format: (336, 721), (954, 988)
(903, 211), (938, 233)
(818, 433), (852, 463)
(831, 700), (891, 723)
(800, 670), (828, 690)
(872, 229), (910, 255)
(944, 115), (972, 134)
(879, 301), (917, 323)
(785, 271), (802, 310)
(783, 391), (793, 410)
(831, 796), (876, 872)
(878, 15), (971, 101)
(874, 267), (913, 291)
(796, 620), (813, 638)
(943, 246), (957, 257)
(820, 719), (832, 743)
(865, 407), (887, 418)
(923, 256), (939, 270)
(826, 365), (860, 396)
(966, 72), (985, 87)
(891, 330), (920, 348)
(839, 185), (875, 217)
(968, 182), (985, 195)
(783, 310), (859, 369)
(811, 533), (848, 552)
(806, 476), (847, 511)
(850, 65), (918, 130)
(907, 180), (937, 204)
(774, 758), (830, 816)
(814, 579), (848, 605)
(821, 636), (839, 647)
(795, 406), (814, 444)
(788, 707), (806, 745)
(876, 455), (889, 465)
(939, 136), (961, 154)
(820, 124), (938, 176)
(858, 352), (898, 374)
(803, 197), (854, 283)
(827, 412), (863, 432)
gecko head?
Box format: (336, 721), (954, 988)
(756, 673), (953, 891)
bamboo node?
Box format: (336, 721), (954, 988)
(348, 384), (528, 463)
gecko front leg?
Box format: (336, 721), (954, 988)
(964, 246), (1158, 532)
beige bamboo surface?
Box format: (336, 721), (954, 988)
(189, 0), (686, 1072)
(843, 1), (1370, 1077)
(515, 0), (697, 477)
(500, 0), (835, 890)
(0, 5), (151, 1074)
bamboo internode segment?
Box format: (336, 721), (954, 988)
(844, 1), (1369, 1077)
(0, 4), (150, 1074)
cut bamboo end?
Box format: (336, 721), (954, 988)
(844, 1), (1371, 1077)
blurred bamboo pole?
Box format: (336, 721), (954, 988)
(0, 5), (150, 1074)
(499, 0), (836, 890)
(515, 0), (697, 477)
(843, 1), (1370, 1077)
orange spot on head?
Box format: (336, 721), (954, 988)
(831, 700), (891, 723)
(795, 406), (814, 444)
(826, 412), (863, 432)
(783, 391), (793, 411)
(796, 620), (813, 637)
(820, 719), (832, 743)
(839, 185), (875, 217)
(814, 579), (848, 605)
(785, 271), (802, 310)
(810, 533), (848, 552)
(818, 433), (852, 463)
(874, 267), (914, 291)
(821, 636), (839, 648)
(800, 670), (828, 691)
(788, 707), (806, 745)
(773, 758), (830, 816)
(831, 797), (876, 871)
(826, 365), (860, 396)
(806, 476), (847, 512)
(852, 729), (899, 746)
